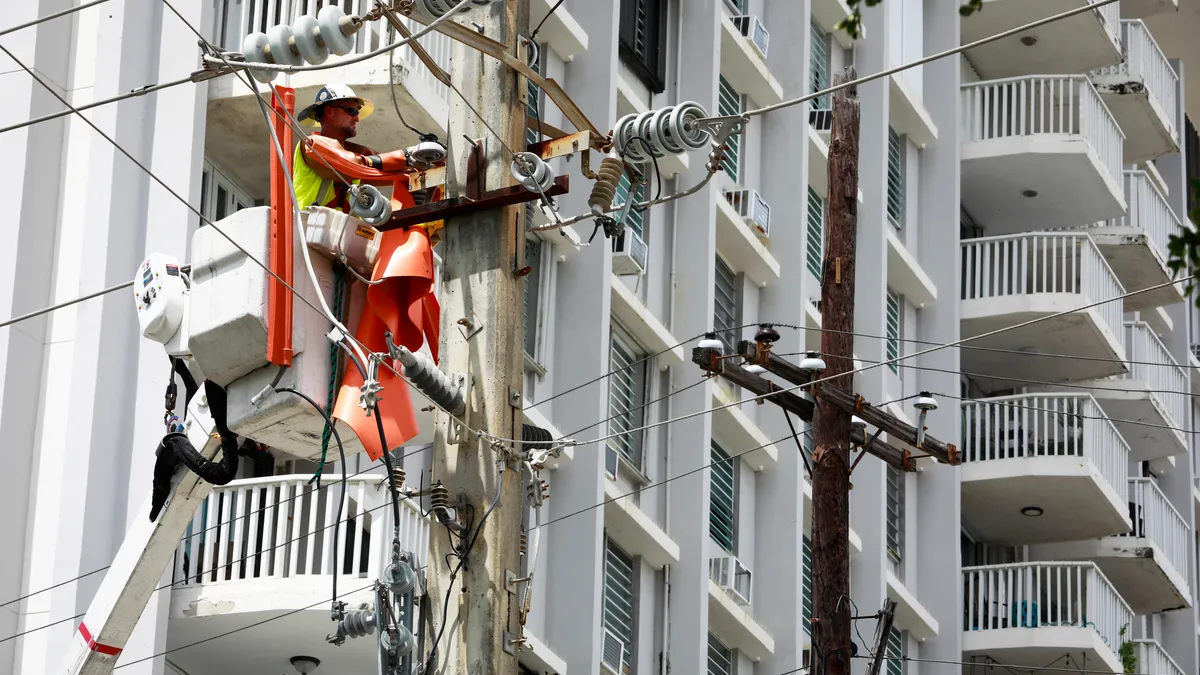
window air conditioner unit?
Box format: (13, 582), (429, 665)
(731, 15), (770, 59)
(604, 446), (619, 481)
(602, 628), (630, 675)
(725, 188), (771, 238)
(612, 229), (648, 276)
(709, 554), (753, 606)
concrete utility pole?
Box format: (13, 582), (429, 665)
(811, 65), (860, 675)
(425, 1), (530, 674)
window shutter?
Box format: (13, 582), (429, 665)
(810, 20), (830, 110)
(886, 289), (901, 373)
(886, 628), (905, 675)
(709, 442), (737, 553)
(619, 0), (666, 92)
(886, 465), (905, 564)
(717, 75), (741, 183)
(707, 633), (734, 675)
(713, 256), (738, 348)
(802, 534), (813, 635)
(525, 53), (542, 148)
(887, 127), (905, 228)
(523, 239), (542, 358)
(616, 172), (645, 239)
(608, 329), (647, 468)
(806, 186), (824, 280)
(604, 538), (636, 674)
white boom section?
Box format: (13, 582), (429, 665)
(59, 392), (223, 675)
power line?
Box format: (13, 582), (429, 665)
(0, 0), (111, 38)
(0, 76), (197, 137)
(743, 0), (1120, 118)
(0, 278), (138, 330)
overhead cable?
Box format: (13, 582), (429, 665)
(0, 0), (111, 38)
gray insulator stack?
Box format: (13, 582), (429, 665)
(334, 608), (377, 640)
(522, 424), (554, 451)
(394, 346), (466, 416)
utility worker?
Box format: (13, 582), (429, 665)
(293, 84), (423, 213)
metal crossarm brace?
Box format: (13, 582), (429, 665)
(736, 340), (959, 465)
(692, 347), (914, 472)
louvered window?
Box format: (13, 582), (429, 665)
(718, 76), (741, 183)
(887, 127), (905, 228)
(523, 238), (542, 359)
(886, 289), (901, 374)
(886, 628), (905, 675)
(810, 19), (830, 110)
(526, 51), (542, 148)
(707, 633), (734, 675)
(710, 442), (737, 553)
(714, 256), (739, 349)
(806, 186), (824, 280)
(616, 171), (645, 239)
(886, 464), (905, 565)
(604, 538), (636, 674)
(608, 327), (647, 469)
(619, 0), (667, 92)
(802, 534), (813, 635)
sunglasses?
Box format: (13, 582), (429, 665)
(328, 104), (361, 117)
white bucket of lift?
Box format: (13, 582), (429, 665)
(187, 206), (434, 462)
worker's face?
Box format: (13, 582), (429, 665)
(320, 102), (361, 138)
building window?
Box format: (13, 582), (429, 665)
(802, 534), (813, 635)
(523, 238), (543, 360)
(710, 442), (738, 554)
(806, 186), (824, 280)
(608, 326), (647, 470)
(708, 633), (735, 675)
(724, 0), (748, 13)
(886, 464), (905, 568)
(811, 19), (831, 110)
(525, 48), (543, 148)
(603, 538), (636, 675)
(201, 160), (254, 225)
(619, 0), (667, 93)
(616, 172), (645, 239)
(886, 289), (901, 374)
(886, 628), (906, 675)
(714, 256), (739, 349)
(887, 127), (905, 229)
(718, 75), (742, 183)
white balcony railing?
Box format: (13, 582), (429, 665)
(1137, 640), (1186, 675)
(210, 0), (452, 101)
(1095, 0), (1121, 49)
(172, 474), (429, 588)
(960, 393), (1129, 506)
(1119, 322), (1188, 439)
(960, 233), (1125, 342)
(1093, 21), (1178, 141)
(963, 561), (1132, 654)
(961, 76), (1124, 190)
(1094, 171), (1185, 267)
(1121, 479), (1189, 581)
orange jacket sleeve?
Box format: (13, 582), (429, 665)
(300, 136), (412, 186)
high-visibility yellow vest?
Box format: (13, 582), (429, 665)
(292, 140), (360, 209)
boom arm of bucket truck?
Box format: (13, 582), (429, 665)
(58, 390), (224, 675)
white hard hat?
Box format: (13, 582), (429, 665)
(297, 84), (375, 126)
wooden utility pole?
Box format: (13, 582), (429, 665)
(811, 65), (860, 675)
(425, 2), (529, 674)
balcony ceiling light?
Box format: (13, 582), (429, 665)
(1021, 506), (1044, 517)
(291, 656), (321, 674)
(1022, 189), (1038, 198)
(1020, 35), (1038, 47)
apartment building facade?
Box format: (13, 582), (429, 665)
(0, 0), (1198, 674)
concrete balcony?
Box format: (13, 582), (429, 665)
(1121, 0), (1178, 19)
(1075, 322), (1188, 463)
(1082, 171), (1188, 310)
(962, 0), (1122, 78)
(718, 13), (783, 107)
(167, 474), (430, 672)
(962, 562), (1132, 674)
(707, 554), (775, 661)
(1090, 21), (1180, 164)
(603, 478), (680, 569)
(959, 233), (1127, 386)
(961, 77), (1125, 234)
(960, 394), (1131, 544)
(716, 192), (780, 289)
(1032, 478), (1192, 615)
(1136, 639), (1186, 675)
(961, 0), (1121, 79)
(205, 2), (452, 196)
